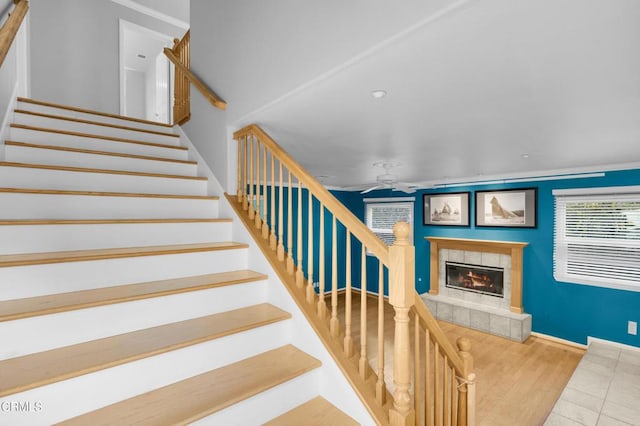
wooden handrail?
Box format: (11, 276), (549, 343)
(0, 0), (28, 68)
(232, 124), (475, 425)
(233, 124), (389, 266)
(163, 47), (227, 111)
(412, 296), (465, 374)
(234, 125), (389, 263)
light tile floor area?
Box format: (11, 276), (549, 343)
(545, 342), (640, 426)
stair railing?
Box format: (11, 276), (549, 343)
(232, 124), (476, 425)
(0, 0), (28, 67)
(163, 30), (226, 126)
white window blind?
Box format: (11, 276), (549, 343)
(554, 189), (640, 292)
(365, 200), (414, 247)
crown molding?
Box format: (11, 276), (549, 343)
(111, 0), (189, 30)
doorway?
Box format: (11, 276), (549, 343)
(119, 20), (174, 124)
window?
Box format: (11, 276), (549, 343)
(365, 198), (414, 248)
(553, 186), (640, 292)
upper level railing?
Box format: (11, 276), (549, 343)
(232, 124), (476, 425)
(0, 0), (28, 67)
(163, 30), (226, 126)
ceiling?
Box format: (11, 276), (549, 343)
(223, 0), (640, 189)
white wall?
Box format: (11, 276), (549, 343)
(125, 69), (146, 119)
(29, 0), (184, 114)
(144, 59), (156, 121)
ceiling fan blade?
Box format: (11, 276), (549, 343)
(393, 184), (416, 194)
(361, 185), (383, 194)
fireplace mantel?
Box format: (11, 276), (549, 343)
(425, 237), (528, 313)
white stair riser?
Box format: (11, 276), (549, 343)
(0, 222), (232, 254)
(17, 101), (173, 133)
(9, 126), (188, 160)
(0, 249), (248, 298)
(0, 166), (207, 195)
(193, 372), (319, 426)
(0, 193), (218, 219)
(0, 321), (291, 425)
(5, 145), (197, 176)
(0, 280), (269, 359)
(13, 113), (180, 146)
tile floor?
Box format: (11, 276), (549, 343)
(545, 342), (640, 426)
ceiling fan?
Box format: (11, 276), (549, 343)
(358, 162), (416, 194)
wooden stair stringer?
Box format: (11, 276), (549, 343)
(225, 193), (389, 425)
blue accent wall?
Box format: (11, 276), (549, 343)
(340, 169), (640, 347)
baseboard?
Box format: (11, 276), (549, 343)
(587, 336), (640, 353)
(530, 332), (587, 350)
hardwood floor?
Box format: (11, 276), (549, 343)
(335, 292), (584, 426)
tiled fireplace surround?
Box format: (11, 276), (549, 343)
(421, 237), (532, 342)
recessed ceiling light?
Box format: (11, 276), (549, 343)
(371, 90), (387, 99)
(521, 153), (530, 159)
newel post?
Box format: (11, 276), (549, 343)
(456, 337), (475, 426)
(389, 222), (416, 426)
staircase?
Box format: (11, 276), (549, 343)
(0, 98), (360, 425)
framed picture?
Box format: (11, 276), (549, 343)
(423, 192), (470, 226)
(475, 188), (537, 228)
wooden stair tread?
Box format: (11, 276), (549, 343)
(0, 218), (231, 225)
(14, 109), (179, 138)
(59, 345), (321, 426)
(5, 141), (197, 165)
(0, 303), (291, 397)
(264, 396), (360, 426)
(0, 161), (207, 181)
(0, 270), (267, 322)
(0, 187), (218, 200)
(17, 97), (173, 128)
(10, 124), (187, 151)
(0, 242), (248, 268)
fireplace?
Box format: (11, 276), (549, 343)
(445, 261), (504, 298)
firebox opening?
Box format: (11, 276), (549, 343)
(445, 261), (504, 298)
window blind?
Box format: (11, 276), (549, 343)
(365, 201), (413, 246)
(554, 191), (640, 291)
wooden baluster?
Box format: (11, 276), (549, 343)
(376, 261), (386, 405)
(344, 231), (353, 357)
(254, 140), (262, 229)
(243, 137), (248, 211)
(414, 314), (421, 424)
(435, 344), (441, 426)
(389, 222), (415, 426)
(262, 144), (268, 239)
(286, 171), (294, 274)
(444, 355), (450, 426)
(456, 338), (474, 426)
(236, 138), (242, 204)
(317, 203), (327, 319)
(248, 135), (255, 220)
(426, 329), (432, 426)
(330, 215), (339, 336)
(269, 154), (277, 250)
(306, 191), (315, 304)
(295, 180), (304, 288)
(359, 247), (368, 380)
(277, 162), (285, 261)
(451, 366), (458, 426)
